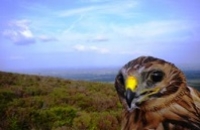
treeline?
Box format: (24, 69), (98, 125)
(0, 71), (122, 130)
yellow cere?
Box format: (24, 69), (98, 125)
(125, 76), (138, 91)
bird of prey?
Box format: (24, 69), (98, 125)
(115, 56), (200, 130)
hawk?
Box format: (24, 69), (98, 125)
(115, 56), (200, 130)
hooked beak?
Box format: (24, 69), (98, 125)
(125, 76), (137, 108)
(125, 89), (136, 108)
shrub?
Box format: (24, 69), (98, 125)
(31, 106), (77, 129)
(0, 71), (122, 129)
(73, 111), (91, 130)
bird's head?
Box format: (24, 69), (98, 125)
(115, 56), (186, 111)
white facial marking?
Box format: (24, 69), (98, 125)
(121, 68), (127, 76)
(160, 88), (167, 94)
(138, 66), (145, 74)
(128, 103), (140, 111)
(134, 64), (139, 69)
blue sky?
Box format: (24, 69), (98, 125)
(1, 0), (200, 71)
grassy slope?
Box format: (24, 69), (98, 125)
(0, 71), (122, 130)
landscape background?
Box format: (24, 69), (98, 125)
(0, 67), (200, 130)
(13, 67), (200, 88)
(1, 0), (200, 129)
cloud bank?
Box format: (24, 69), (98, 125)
(73, 44), (109, 54)
(2, 20), (36, 45)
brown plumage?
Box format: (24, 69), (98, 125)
(115, 56), (200, 130)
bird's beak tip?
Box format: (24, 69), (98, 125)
(125, 89), (136, 108)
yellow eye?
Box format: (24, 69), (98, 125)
(125, 76), (138, 91)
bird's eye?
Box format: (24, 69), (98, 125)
(118, 73), (124, 85)
(150, 71), (164, 82)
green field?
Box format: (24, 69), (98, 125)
(0, 71), (122, 130)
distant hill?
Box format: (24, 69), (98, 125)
(14, 68), (200, 86)
(0, 71), (122, 130)
(182, 70), (200, 90)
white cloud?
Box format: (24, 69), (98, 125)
(73, 44), (86, 51)
(58, 6), (95, 17)
(60, 14), (194, 46)
(73, 44), (109, 54)
(111, 20), (192, 40)
(88, 34), (109, 42)
(38, 35), (57, 42)
(2, 19), (36, 45)
(88, 46), (109, 53)
(58, 1), (138, 18)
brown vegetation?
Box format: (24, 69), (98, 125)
(0, 71), (122, 130)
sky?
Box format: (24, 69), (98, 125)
(1, 0), (200, 71)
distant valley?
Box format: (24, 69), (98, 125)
(13, 68), (200, 89)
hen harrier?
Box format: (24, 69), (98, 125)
(115, 56), (200, 130)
